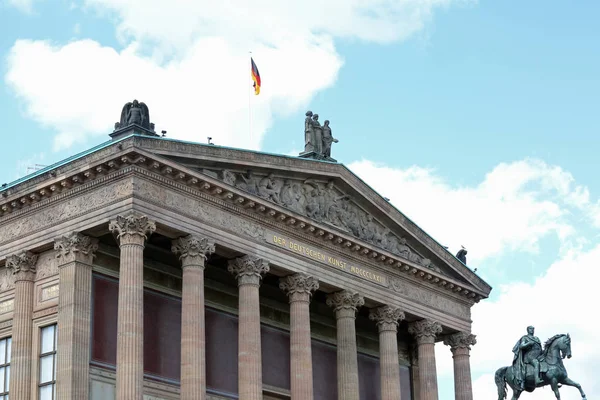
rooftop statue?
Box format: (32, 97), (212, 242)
(495, 326), (586, 400)
(114, 99), (155, 132)
(301, 110), (338, 161)
(456, 247), (467, 264)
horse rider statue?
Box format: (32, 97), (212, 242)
(496, 327), (587, 399)
(512, 326), (543, 389)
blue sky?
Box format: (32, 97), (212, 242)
(1, 0), (599, 398)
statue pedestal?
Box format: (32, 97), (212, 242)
(110, 124), (159, 141)
(298, 151), (337, 163)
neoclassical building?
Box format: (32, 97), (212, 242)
(0, 103), (491, 400)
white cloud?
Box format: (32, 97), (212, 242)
(5, 0), (466, 151)
(348, 158), (599, 265)
(6, 37), (342, 150)
(348, 159), (598, 399)
(4, 0), (37, 13)
(467, 244), (600, 399)
(82, 0), (465, 54)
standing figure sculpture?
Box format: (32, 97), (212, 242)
(322, 120), (338, 158)
(301, 110), (339, 160)
(495, 327), (586, 400)
(311, 114), (323, 155)
(304, 111), (315, 153)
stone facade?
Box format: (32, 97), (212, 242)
(0, 134), (491, 399)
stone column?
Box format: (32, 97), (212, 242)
(172, 235), (216, 400)
(55, 232), (99, 400)
(408, 319), (442, 400)
(326, 290), (365, 400)
(227, 255), (270, 400)
(369, 305), (405, 400)
(410, 344), (421, 400)
(279, 274), (319, 400)
(6, 251), (37, 400)
(109, 214), (156, 400)
(444, 332), (477, 400)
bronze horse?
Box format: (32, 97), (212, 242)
(495, 334), (586, 400)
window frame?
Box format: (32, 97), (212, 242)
(32, 314), (58, 400)
(0, 336), (12, 399)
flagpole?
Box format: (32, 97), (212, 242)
(248, 51), (253, 147)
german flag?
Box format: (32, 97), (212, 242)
(251, 57), (261, 95)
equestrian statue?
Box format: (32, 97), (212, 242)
(495, 326), (587, 400)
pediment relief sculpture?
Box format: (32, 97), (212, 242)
(215, 169), (441, 273)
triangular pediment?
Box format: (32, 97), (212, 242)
(140, 137), (491, 296)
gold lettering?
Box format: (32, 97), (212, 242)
(269, 232), (386, 286)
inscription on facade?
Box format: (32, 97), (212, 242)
(266, 231), (388, 287)
(0, 299), (14, 315)
(41, 284), (59, 301)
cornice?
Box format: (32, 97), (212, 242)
(0, 144), (486, 302)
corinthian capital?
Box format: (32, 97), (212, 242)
(227, 255), (270, 286)
(279, 273), (319, 303)
(408, 319), (442, 344)
(6, 251), (38, 282)
(326, 290), (364, 318)
(54, 232), (99, 265)
(108, 214), (156, 245)
(443, 332), (477, 353)
(172, 235), (216, 268)
(369, 305), (405, 333)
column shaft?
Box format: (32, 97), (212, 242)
(337, 312), (359, 399)
(7, 251), (37, 400)
(10, 279), (34, 400)
(238, 283), (263, 400)
(290, 299), (313, 399)
(110, 214), (155, 400)
(417, 341), (438, 400)
(327, 291), (364, 400)
(57, 262), (93, 399)
(56, 232), (97, 400)
(453, 348), (473, 400)
(408, 319), (442, 400)
(280, 274), (319, 400)
(444, 332), (476, 400)
(181, 266), (206, 399)
(380, 330), (401, 399)
(228, 255), (269, 400)
(116, 239), (145, 399)
(369, 305), (405, 400)
(172, 235), (215, 400)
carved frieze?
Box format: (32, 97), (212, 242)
(135, 178), (266, 240)
(211, 169), (441, 273)
(0, 179), (133, 245)
(389, 277), (470, 320)
(35, 251), (59, 279)
(0, 299), (14, 314)
(0, 269), (15, 292)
